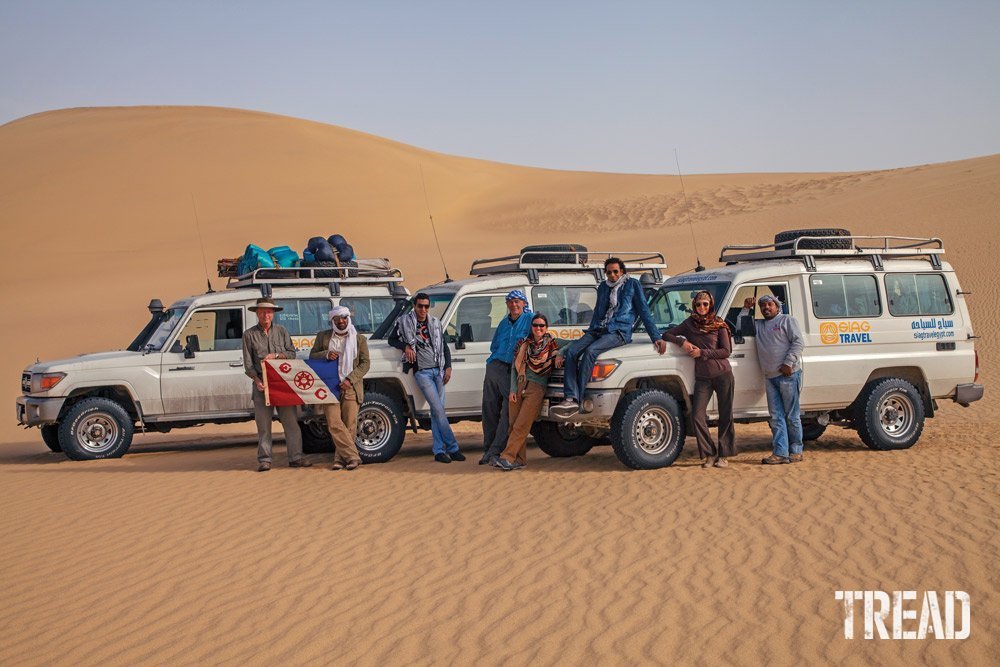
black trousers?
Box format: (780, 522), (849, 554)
(482, 360), (512, 456)
(691, 371), (736, 459)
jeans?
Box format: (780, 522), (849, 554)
(414, 368), (460, 455)
(562, 330), (626, 401)
(764, 370), (803, 458)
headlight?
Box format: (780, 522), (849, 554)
(31, 372), (66, 393)
(589, 361), (620, 381)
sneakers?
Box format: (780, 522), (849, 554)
(713, 457), (729, 468)
(496, 458), (524, 471)
(434, 453), (452, 464)
(788, 453), (803, 463)
(448, 451), (467, 462)
(761, 455), (790, 465)
(701, 458), (713, 468)
(288, 458), (313, 468)
(550, 398), (580, 418)
(478, 453), (493, 465)
(257, 462), (271, 472)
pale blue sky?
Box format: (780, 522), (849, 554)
(1, 1), (998, 173)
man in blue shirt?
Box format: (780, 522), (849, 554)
(552, 258), (667, 418)
(480, 289), (532, 465)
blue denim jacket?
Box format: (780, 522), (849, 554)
(588, 276), (661, 343)
(486, 311), (533, 364)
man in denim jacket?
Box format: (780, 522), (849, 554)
(552, 258), (666, 417)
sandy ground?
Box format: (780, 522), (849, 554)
(1, 107), (997, 665)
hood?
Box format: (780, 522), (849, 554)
(26, 350), (147, 374)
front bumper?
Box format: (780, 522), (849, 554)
(541, 388), (621, 425)
(15, 395), (66, 427)
(954, 383), (984, 407)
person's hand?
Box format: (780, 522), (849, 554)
(327, 350), (339, 360)
(263, 353), (278, 360)
(681, 340), (697, 353)
(443, 367), (452, 385)
(654, 339), (667, 355)
(743, 297), (755, 310)
(254, 378), (265, 392)
(509, 392), (518, 404)
(554, 356), (564, 369)
(688, 347), (702, 359)
(779, 364), (793, 377)
(404, 345), (416, 363)
(340, 379), (351, 392)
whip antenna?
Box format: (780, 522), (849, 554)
(418, 162), (452, 282)
(674, 149), (704, 272)
(190, 194), (215, 292)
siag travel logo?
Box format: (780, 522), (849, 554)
(835, 590), (970, 639)
(820, 320), (872, 345)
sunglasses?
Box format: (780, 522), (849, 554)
(531, 323), (547, 328)
(414, 303), (430, 309)
(605, 269), (621, 275)
(694, 301), (711, 307)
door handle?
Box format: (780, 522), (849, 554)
(229, 361), (244, 367)
(731, 353), (745, 359)
(452, 358), (466, 362)
(169, 366), (195, 371)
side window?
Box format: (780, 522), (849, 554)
(175, 308), (243, 352)
(727, 284), (789, 335)
(274, 299), (331, 336)
(810, 275), (881, 318)
(340, 297), (397, 334)
(886, 273), (953, 316)
(445, 294), (509, 343)
(531, 286), (596, 326)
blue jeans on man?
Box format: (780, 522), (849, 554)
(764, 370), (803, 458)
(414, 368), (460, 455)
(562, 330), (626, 403)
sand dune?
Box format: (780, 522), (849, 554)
(0, 107), (997, 665)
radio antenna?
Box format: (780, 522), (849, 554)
(418, 162), (452, 282)
(674, 149), (704, 272)
(190, 194), (215, 292)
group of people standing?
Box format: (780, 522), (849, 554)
(241, 256), (807, 473)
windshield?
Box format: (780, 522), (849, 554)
(371, 292), (455, 339)
(144, 308), (186, 351)
(645, 282), (732, 331)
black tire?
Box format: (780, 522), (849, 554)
(58, 398), (134, 460)
(774, 228), (852, 250)
(355, 391), (406, 463)
(801, 420), (827, 442)
(40, 423), (63, 452)
(530, 421), (597, 457)
(520, 244), (588, 264)
(610, 390), (685, 469)
(300, 419), (333, 454)
(853, 378), (925, 450)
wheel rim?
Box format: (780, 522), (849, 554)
(877, 392), (914, 438)
(633, 407), (672, 455)
(356, 407), (391, 452)
(76, 413), (119, 453)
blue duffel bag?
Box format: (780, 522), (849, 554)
(268, 245), (300, 268)
(237, 244), (275, 275)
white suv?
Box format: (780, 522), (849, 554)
(17, 262), (408, 460)
(538, 231), (984, 468)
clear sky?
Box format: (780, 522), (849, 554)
(1, 0), (998, 174)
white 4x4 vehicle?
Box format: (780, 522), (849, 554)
(17, 262), (408, 460)
(340, 245), (668, 460)
(538, 231), (984, 468)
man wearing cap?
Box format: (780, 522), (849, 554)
(552, 258), (667, 418)
(242, 297), (310, 472)
(480, 289), (533, 465)
(310, 306), (370, 470)
(739, 295), (806, 464)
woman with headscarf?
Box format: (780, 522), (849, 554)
(496, 313), (570, 471)
(661, 291), (736, 468)
(309, 306), (370, 470)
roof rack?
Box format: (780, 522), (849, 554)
(226, 260), (406, 297)
(719, 235), (945, 272)
(470, 250), (667, 284)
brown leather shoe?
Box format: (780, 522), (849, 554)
(331, 462), (344, 471)
(257, 462), (271, 472)
(761, 455), (790, 465)
(701, 458), (713, 468)
(345, 460), (361, 470)
(288, 458), (313, 468)
(788, 453), (803, 463)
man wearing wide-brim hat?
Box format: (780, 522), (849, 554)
(242, 297), (311, 472)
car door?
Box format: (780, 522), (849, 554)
(723, 282), (793, 416)
(442, 292), (515, 412)
(160, 306), (251, 415)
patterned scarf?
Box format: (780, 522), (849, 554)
(512, 333), (559, 394)
(689, 291), (730, 333)
(396, 310), (445, 371)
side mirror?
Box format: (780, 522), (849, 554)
(459, 323), (474, 347)
(184, 334), (201, 359)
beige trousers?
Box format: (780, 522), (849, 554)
(323, 385), (361, 464)
(500, 381), (546, 465)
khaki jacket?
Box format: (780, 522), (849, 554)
(309, 331), (370, 403)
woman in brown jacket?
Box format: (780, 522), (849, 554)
(661, 291), (736, 468)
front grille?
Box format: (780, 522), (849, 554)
(21, 373), (31, 394)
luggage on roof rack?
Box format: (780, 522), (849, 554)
(470, 249), (667, 284)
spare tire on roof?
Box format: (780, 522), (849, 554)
(774, 228), (852, 250)
(520, 244), (588, 264)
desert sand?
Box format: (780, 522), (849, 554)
(0, 107), (997, 665)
